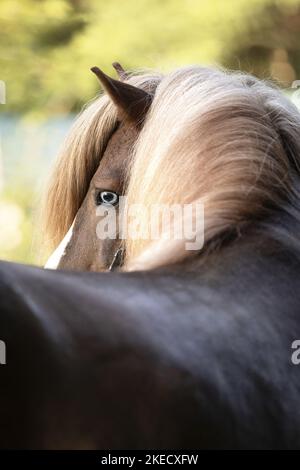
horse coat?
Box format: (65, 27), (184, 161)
(1, 215), (300, 449)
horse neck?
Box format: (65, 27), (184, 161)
(160, 201), (300, 278)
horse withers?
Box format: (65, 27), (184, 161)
(1, 209), (300, 449)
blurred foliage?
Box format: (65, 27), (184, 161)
(1, 0), (300, 264)
(0, 187), (36, 263)
(1, 0), (300, 117)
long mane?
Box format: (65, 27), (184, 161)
(41, 71), (162, 252)
(124, 66), (300, 270)
(42, 65), (300, 270)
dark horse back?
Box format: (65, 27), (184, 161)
(0, 218), (300, 449)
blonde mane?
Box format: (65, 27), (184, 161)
(124, 66), (300, 270)
(42, 65), (300, 271)
(41, 72), (162, 252)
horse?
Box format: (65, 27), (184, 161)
(42, 63), (300, 276)
(1, 63), (300, 449)
(43, 63), (161, 271)
(2, 210), (300, 449)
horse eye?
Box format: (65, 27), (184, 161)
(96, 190), (119, 206)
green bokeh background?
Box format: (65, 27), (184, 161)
(1, 0), (300, 264)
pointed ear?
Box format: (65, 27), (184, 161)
(91, 66), (152, 127)
(112, 62), (129, 81)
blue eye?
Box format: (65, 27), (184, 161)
(96, 191), (119, 206)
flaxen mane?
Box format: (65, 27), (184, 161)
(42, 71), (162, 251)
(42, 65), (300, 270)
(123, 66), (300, 270)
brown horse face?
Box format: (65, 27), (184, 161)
(45, 65), (153, 272)
(53, 122), (139, 271)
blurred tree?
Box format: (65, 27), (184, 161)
(0, 0), (90, 114)
(1, 0), (300, 116)
(1, 0), (300, 264)
(223, 1), (300, 86)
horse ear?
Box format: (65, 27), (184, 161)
(112, 62), (129, 81)
(91, 66), (152, 127)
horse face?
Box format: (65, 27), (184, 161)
(45, 64), (153, 272)
(45, 122), (139, 271)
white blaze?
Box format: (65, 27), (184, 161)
(44, 222), (75, 269)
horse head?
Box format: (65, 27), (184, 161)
(44, 63), (159, 271)
(44, 64), (300, 273)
